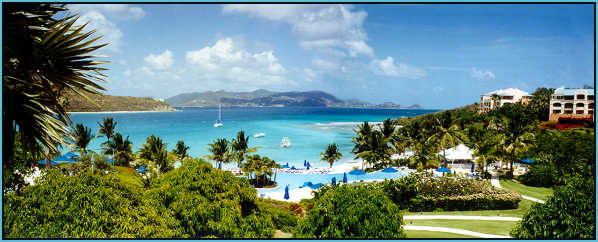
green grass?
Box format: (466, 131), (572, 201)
(499, 179), (554, 200)
(405, 230), (478, 238)
(406, 219), (517, 236)
(404, 199), (534, 218)
(113, 166), (143, 188)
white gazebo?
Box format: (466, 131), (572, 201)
(438, 144), (474, 160)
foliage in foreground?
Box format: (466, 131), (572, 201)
(295, 184), (405, 238)
(3, 171), (178, 238)
(147, 158), (276, 238)
(510, 176), (595, 239)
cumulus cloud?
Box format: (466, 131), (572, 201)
(185, 38), (290, 90)
(223, 4), (373, 58)
(68, 4), (145, 52)
(144, 50), (174, 70)
(371, 57), (427, 79)
(471, 67), (496, 80)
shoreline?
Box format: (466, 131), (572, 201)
(68, 110), (179, 114)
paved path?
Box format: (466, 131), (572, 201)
(403, 225), (511, 238)
(403, 215), (521, 221)
(489, 173), (545, 204)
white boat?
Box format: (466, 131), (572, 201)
(280, 137), (291, 148)
(253, 132), (266, 138)
(213, 103), (223, 127)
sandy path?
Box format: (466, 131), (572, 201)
(403, 225), (511, 238)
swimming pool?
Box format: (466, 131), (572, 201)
(256, 169), (411, 194)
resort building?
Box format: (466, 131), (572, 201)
(549, 87), (595, 121)
(478, 88), (530, 113)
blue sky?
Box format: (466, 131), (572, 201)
(68, 4), (594, 109)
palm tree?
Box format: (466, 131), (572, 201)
(138, 135), (167, 161)
(491, 93), (501, 110)
(427, 118), (467, 167)
(490, 104), (536, 172)
(355, 131), (392, 169)
(69, 123), (95, 156)
(3, 4), (108, 171)
(205, 138), (231, 169)
(172, 140), (190, 160)
(320, 143), (343, 168)
(231, 131), (258, 167)
(103, 133), (133, 166)
(242, 154), (279, 187)
(98, 117), (117, 142)
(381, 118), (396, 138)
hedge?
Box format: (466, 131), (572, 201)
(410, 191), (522, 211)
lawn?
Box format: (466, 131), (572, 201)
(500, 179), (554, 200)
(406, 219), (518, 236)
(404, 230), (478, 238)
(113, 166), (143, 188)
(404, 199), (534, 218)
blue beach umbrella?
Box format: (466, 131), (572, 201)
(106, 159), (115, 163)
(521, 158), (534, 164)
(300, 181), (313, 188)
(381, 167), (398, 173)
(218, 162), (222, 170)
(290, 166), (296, 170)
(136, 166), (147, 174)
(471, 163), (475, 173)
(306, 162), (310, 170)
(343, 172), (348, 183)
(436, 166), (451, 173)
(284, 186), (290, 200)
(304, 160), (307, 167)
(52, 154), (78, 165)
(348, 169), (366, 175)
(309, 183), (324, 189)
(331, 177), (336, 186)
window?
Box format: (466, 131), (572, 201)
(576, 110), (584, 114)
(554, 96), (563, 100)
(553, 103), (561, 107)
(565, 110), (573, 114)
(589, 95), (595, 100)
(552, 110), (561, 114)
(576, 103), (585, 107)
(577, 94), (585, 100)
(564, 95), (574, 100)
(565, 103), (573, 108)
(590, 103), (595, 109)
(502, 96), (513, 100)
(590, 110), (594, 115)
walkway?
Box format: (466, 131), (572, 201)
(489, 172), (545, 204)
(403, 225), (511, 238)
(403, 215), (521, 221)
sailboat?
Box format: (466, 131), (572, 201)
(213, 103), (223, 128)
(280, 137), (291, 148)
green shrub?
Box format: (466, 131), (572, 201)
(295, 184), (405, 238)
(379, 172), (521, 212)
(510, 176), (595, 239)
(256, 199), (298, 233)
(147, 158), (275, 238)
(410, 191), (521, 211)
(518, 163), (555, 187)
(3, 170), (178, 238)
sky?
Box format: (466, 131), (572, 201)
(67, 4), (594, 109)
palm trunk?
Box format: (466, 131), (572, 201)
(3, 119), (15, 172)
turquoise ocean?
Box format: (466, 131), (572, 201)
(70, 107), (438, 169)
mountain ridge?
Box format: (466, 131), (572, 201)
(165, 90), (422, 109)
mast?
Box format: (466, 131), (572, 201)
(218, 103), (222, 121)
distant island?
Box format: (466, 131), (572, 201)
(166, 89), (422, 109)
(65, 91), (175, 112)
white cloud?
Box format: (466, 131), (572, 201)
(223, 4), (373, 58)
(371, 57), (427, 79)
(471, 67), (496, 80)
(144, 50), (174, 70)
(185, 38), (290, 90)
(312, 58), (339, 71)
(68, 4), (146, 52)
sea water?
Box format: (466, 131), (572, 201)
(70, 107), (438, 169)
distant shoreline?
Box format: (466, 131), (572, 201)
(174, 105), (435, 110)
(68, 110), (179, 114)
